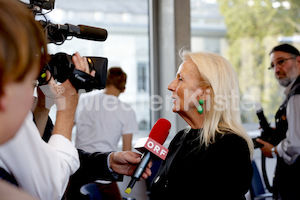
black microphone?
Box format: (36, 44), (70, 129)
(76, 24), (107, 41)
(125, 118), (171, 194)
(42, 21), (108, 43)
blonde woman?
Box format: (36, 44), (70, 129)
(150, 51), (253, 200)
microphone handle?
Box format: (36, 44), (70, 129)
(132, 151), (151, 179)
(125, 151), (151, 194)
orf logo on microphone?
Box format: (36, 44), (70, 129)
(144, 138), (168, 160)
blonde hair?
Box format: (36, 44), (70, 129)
(181, 51), (253, 158)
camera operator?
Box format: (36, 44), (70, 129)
(256, 43), (300, 200)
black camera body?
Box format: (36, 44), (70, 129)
(38, 53), (107, 92)
(253, 108), (282, 148)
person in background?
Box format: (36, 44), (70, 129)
(74, 67), (139, 200)
(256, 43), (300, 200)
(150, 51), (254, 200)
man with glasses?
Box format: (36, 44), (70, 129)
(256, 43), (300, 200)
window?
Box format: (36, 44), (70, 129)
(137, 62), (147, 92)
(190, 0), (298, 129)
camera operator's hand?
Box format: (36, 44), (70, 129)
(256, 138), (275, 158)
(109, 151), (152, 180)
(72, 52), (96, 77)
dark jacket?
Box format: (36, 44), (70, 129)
(150, 129), (252, 200)
(273, 75), (300, 200)
(65, 150), (122, 200)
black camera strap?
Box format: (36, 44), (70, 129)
(261, 153), (273, 193)
(0, 167), (18, 186)
(69, 69), (99, 92)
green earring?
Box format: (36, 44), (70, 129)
(197, 99), (204, 114)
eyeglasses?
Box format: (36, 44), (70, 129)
(269, 57), (295, 70)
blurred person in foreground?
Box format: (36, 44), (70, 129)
(150, 51), (254, 200)
(0, 0), (85, 198)
(74, 67), (138, 200)
(0, 1), (151, 200)
(0, 0), (48, 199)
(256, 43), (300, 200)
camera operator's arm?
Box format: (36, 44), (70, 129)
(51, 79), (78, 140)
(52, 52), (91, 140)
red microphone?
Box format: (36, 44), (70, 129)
(125, 118), (171, 194)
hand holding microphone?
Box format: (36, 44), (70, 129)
(125, 118), (171, 194)
(108, 151), (152, 179)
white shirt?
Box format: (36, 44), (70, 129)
(277, 80), (300, 164)
(75, 91), (138, 152)
(0, 112), (79, 200)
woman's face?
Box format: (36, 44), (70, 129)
(168, 60), (203, 115)
(0, 68), (38, 144)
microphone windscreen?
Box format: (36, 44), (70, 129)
(78, 25), (108, 41)
(148, 118), (171, 145)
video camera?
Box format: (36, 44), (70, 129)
(23, 0), (108, 91)
(253, 105), (282, 148)
(39, 53), (107, 91)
